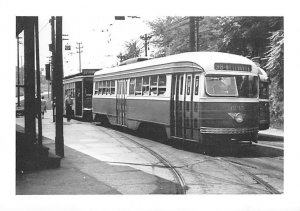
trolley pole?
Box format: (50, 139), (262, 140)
(54, 16), (64, 157)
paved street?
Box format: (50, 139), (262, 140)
(16, 110), (283, 195)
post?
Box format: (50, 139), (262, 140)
(195, 17), (199, 51)
(144, 34), (148, 57)
(140, 34), (152, 57)
(55, 16), (64, 157)
(17, 36), (21, 107)
(24, 17), (36, 144)
(189, 17), (196, 52)
(51, 16), (56, 122)
(34, 17), (43, 146)
(76, 42), (83, 73)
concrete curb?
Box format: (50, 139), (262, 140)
(258, 133), (284, 142)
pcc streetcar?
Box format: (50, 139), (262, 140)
(63, 69), (99, 121)
(92, 52), (269, 144)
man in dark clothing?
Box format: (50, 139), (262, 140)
(65, 95), (73, 122)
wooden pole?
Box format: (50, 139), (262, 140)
(24, 17), (36, 144)
(55, 16), (64, 157)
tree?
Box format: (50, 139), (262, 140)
(147, 16), (189, 56)
(118, 40), (141, 62)
(147, 16), (284, 128)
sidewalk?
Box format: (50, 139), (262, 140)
(16, 111), (180, 195)
(258, 128), (284, 142)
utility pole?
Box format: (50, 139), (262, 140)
(50, 16), (56, 122)
(189, 16), (203, 52)
(140, 34), (152, 57)
(76, 42), (83, 73)
(189, 17), (196, 52)
(54, 16), (64, 157)
(24, 17), (36, 144)
(34, 17), (43, 146)
(195, 17), (200, 51)
(16, 36), (22, 107)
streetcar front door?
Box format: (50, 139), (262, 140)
(116, 79), (127, 126)
(75, 81), (82, 116)
(171, 73), (199, 141)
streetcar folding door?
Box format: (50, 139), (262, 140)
(75, 81), (82, 116)
(116, 79), (127, 126)
(171, 73), (200, 141)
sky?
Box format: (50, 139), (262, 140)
(19, 16), (157, 77)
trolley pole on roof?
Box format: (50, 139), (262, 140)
(54, 16), (64, 157)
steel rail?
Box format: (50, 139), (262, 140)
(221, 158), (281, 194)
(113, 130), (187, 194)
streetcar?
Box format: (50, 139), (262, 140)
(63, 69), (100, 121)
(92, 52), (269, 144)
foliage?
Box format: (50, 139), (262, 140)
(146, 16), (284, 129)
(117, 40), (141, 62)
(147, 16), (189, 57)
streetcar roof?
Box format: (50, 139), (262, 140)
(94, 52), (261, 79)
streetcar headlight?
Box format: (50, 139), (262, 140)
(235, 113), (244, 123)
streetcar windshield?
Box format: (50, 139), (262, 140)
(205, 75), (258, 98)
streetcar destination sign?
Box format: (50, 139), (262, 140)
(214, 63), (252, 71)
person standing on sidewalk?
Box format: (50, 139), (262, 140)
(65, 94), (73, 122)
(41, 96), (47, 119)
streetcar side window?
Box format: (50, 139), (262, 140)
(94, 81), (99, 95)
(107, 81), (111, 95)
(101, 81), (105, 95)
(179, 75), (184, 95)
(135, 77), (142, 95)
(111, 80), (115, 95)
(195, 76), (199, 95)
(150, 75), (158, 96)
(105, 81), (109, 95)
(117, 80), (121, 94)
(142, 76), (150, 96)
(187, 75), (191, 95)
(158, 74), (166, 95)
(99, 81), (102, 95)
(129, 78), (135, 95)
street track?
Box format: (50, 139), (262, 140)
(221, 158), (281, 194)
(93, 122), (282, 194)
(94, 123), (187, 194)
(113, 130), (187, 194)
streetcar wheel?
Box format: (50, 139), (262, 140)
(100, 115), (110, 126)
(138, 123), (167, 143)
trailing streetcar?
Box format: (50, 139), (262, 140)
(92, 52), (269, 145)
(63, 69), (100, 121)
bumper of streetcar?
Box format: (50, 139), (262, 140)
(200, 127), (259, 143)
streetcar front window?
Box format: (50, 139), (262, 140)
(205, 75), (258, 98)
